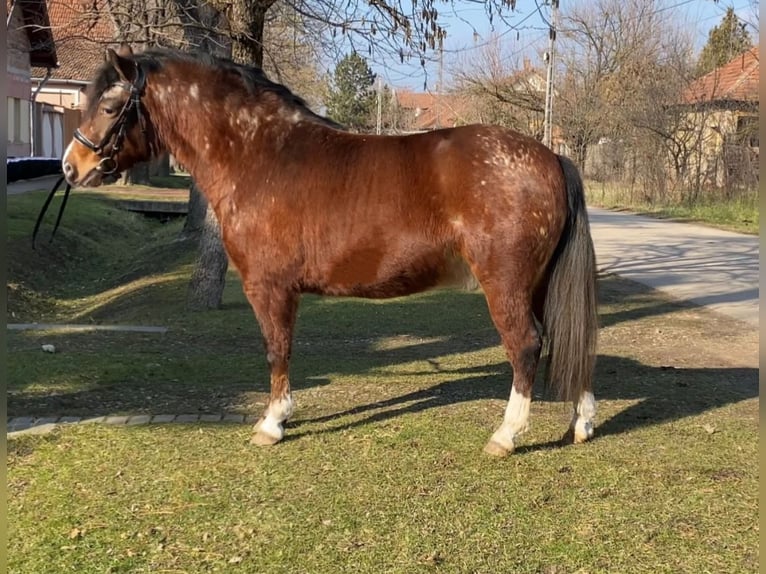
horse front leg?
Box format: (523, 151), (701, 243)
(243, 283), (299, 446)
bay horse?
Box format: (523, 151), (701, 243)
(62, 45), (598, 456)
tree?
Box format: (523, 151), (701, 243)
(326, 52), (377, 129)
(695, 8), (753, 77)
(555, 0), (693, 172)
(452, 34), (546, 138)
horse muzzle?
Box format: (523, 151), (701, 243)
(62, 157), (120, 187)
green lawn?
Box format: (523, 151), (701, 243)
(7, 191), (758, 573)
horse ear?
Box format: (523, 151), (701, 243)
(105, 48), (135, 82)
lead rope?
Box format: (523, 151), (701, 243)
(32, 175), (72, 249)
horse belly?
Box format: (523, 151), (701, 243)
(315, 244), (475, 299)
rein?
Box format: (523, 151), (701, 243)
(33, 61), (147, 248)
(31, 175), (71, 249)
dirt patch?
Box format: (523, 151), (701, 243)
(598, 273), (758, 369)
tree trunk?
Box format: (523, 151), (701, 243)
(150, 152), (171, 177)
(230, 1), (275, 67)
(120, 162), (151, 185)
(183, 182), (208, 236)
(186, 204), (229, 311)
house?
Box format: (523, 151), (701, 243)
(678, 46), (759, 188)
(390, 90), (472, 132)
(31, 0), (117, 111)
(23, 0), (120, 158)
(391, 59), (570, 156)
(6, 0), (58, 157)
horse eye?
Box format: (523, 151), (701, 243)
(102, 105), (115, 115)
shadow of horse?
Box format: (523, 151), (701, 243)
(8, 278), (756, 448)
(285, 354), (757, 451)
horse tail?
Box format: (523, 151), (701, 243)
(542, 155), (598, 402)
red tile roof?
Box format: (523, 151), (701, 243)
(682, 46), (759, 104)
(394, 90), (473, 130)
(30, 0), (118, 80)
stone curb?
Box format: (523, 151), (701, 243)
(7, 413), (258, 437)
(7, 323), (168, 333)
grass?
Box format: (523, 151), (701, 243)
(584, 180), (759, 235)
(7, 190), (194, 322)
(7, 192), (759, 573)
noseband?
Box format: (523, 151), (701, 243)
(73, 62), (147, 174)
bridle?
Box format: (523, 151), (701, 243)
(73, 62), (147, 175)
(33, 60), (148, 248)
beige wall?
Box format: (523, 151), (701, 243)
(681, 108), (757, 188)
(37, 87), (86, 110)
(7, 5), (33, 156)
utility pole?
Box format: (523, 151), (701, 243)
(436, 44), (444, 129)
(376, 75), (383, 135)
(543, 0), (559, 149)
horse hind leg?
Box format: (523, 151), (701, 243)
(481, 282), (542, 457)
(566, 390), (596, 444)
(243, 283), (299, 446)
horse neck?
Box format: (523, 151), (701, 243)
(142, 68), (299, 204)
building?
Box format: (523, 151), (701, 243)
(6, 0), (58, 157)
(31, 0), (117, 111)
(678, 46), (759, 189)
(391, 90), (471, 132)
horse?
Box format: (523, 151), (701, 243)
(62, 45), (598, 456)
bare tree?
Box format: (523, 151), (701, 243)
(451, 33), (546, 137)
(556, 0), (695, 177)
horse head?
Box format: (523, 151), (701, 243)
(62, 44), (157, 186)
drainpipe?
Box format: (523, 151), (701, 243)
(30, 67), (53, 157)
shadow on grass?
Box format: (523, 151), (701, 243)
(9, 273), (756, 447)
(285, 354), (757, 446)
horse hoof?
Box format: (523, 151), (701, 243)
(250, 431), (282, 446)
(563, 427), (593, 445)
(483, 440), (513, 457)
(573, 429), (593, 444)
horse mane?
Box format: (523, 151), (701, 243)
(85, 47), (342, 129)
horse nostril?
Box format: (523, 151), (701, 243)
(63, 161), (75, 181)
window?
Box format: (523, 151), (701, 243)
(736, 115), (759, 148)
(7, 97), (15, 142)
(7, 97), (25, 143)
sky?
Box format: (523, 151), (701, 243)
(368, 0), (760, 92)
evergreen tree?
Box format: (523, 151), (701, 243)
(326, 53), (377, 130)
(696, 8), (753, 77)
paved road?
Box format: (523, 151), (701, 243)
(588, 207), (759, 328)
(6, 175), (62, 195)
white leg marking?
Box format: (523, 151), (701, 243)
(572, 391), (596, 443)
(489, 386), (531, 451)
(256, 395), (294, 441)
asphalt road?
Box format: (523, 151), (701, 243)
(588, 207), (759, 328)
(6, 175), (62, 195)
